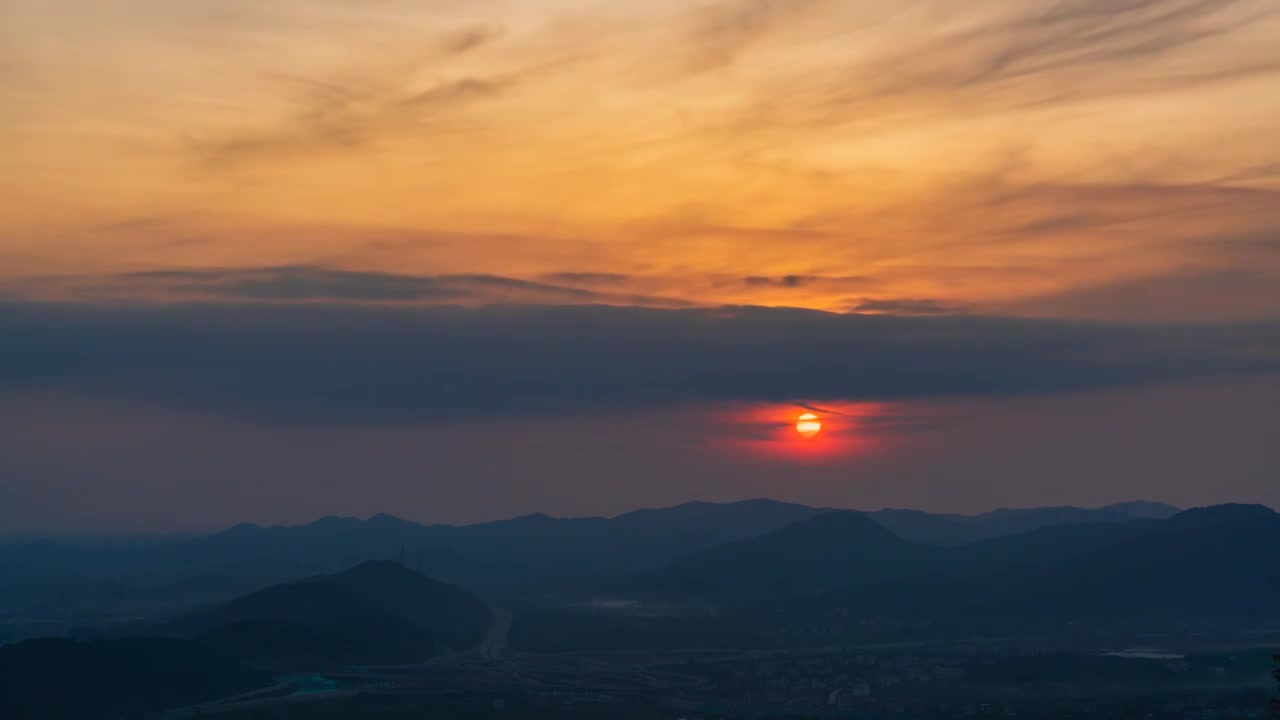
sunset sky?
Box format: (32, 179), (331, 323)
(2, 0), (1279, 533)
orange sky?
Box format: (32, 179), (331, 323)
(3, 0), (1279, 319)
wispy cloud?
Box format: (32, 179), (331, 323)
(935, 0), (1262, 86)
(538, 272), (636, 287)
(193, 73), (516, 166)
(742, 275), (869, 289)
(440, 23), (506, 55)
(11, 267), (697, 309)
(3, 0), (1279, 326)
(1010, 264), (1280, 322)
(190, 24), (577, 167)
(722, 0), (1279, 132)
(683, 0), (828, 72)
(849, 298), (962, 316)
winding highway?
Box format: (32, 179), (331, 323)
(478, 607), (512, 660)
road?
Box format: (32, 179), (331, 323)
(478, 606), (512, 660)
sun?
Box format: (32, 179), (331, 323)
(795, 412), (822, 438)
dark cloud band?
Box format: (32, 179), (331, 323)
(1, 300), (1276, 424)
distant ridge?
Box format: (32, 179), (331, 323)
(635, 503), (1279, 620)
(971, 501), (1181, 522)
(0, 498), (1199, 593)
(1098, 500), (1183, 518)
(1167, 502), (1277, 527)
(1028, 502), (1280, 618)
(861, 500), (1180, 546)
(655, 511), (940, 595)
(194, 497), (1185, 552)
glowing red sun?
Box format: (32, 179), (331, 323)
(795, 412), (822, 438)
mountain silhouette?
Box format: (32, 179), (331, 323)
(640, 503), (1275, 623)
(168, 561), (490, 668)
(1028, 504), (1280, 619)
(658, 511), (940, 596)
(0, 499), (1186, 597)
(867, 501), (1179, 546)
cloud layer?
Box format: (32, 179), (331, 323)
(3, 0), (1279, 322)
(36, 266), (694, 308)
(3, 300), (1276, 424)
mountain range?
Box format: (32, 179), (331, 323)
(647, 503), (1280, 622)
(2, 501), (1276, 718)
(14, 496), (1278, 646)
(0, 498), (1183, 587)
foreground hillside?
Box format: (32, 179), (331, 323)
(0, 562), (492, 718)
(169, 561), (491, 669)
(0, 637), (268, 720)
